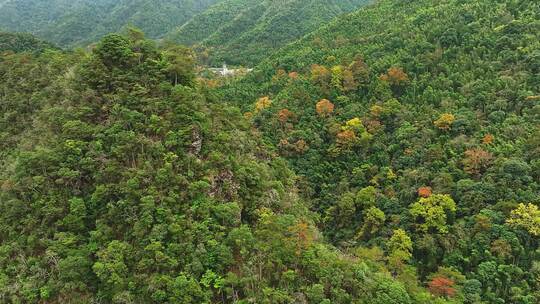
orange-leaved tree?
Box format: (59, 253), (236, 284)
(418, 186), (432, 198)
(278, 108), (294, 124)
(380, 67), (409, 86)
(316, 99), (335, 117)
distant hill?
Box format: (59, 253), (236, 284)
(0, 0), (369, 65)
(0, 31), (57, 53)
(169, 0), (370, 65)
(0, 0), (223, 47)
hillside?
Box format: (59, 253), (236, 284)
(0, 0), (369, 65)
(0, 32), (438, 304)
(223, 0), (540, 302)
(0, 0), (222, 46)
(169, 0), (370, 65)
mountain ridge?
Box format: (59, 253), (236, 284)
(169, 0), (370, 65)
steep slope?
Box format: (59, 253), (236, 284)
(168, 0), (259, 47)
(169, 0), (370, 65)
(223, 0), (540, 302)
(0, 33), (430, 303)
(0, 0), (222, 47)
(0, 0), (111, 44)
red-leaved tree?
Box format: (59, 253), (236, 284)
(428, 276), (456, 298)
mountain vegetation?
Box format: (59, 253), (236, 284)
(168, 0), (369, 65)
(0, 0), (538, 303)
(0, 31), (439, 304)
(223, 0), (540, 302)
(0, 0), (222, 47)
(0, 0), (368, 66)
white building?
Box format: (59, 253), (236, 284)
(209, 63), (253, 77)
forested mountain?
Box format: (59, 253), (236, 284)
(0, 0), (368, 66)
(0, 31), (57, 53)
(169, 0), (370, 65)
(0, 0), (222, 47)
(0, 0), (539, 303)
(223, 0), (540, 302)
(0, 31), (435, 303)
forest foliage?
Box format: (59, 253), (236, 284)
(0, 0), (539, 303)
(222, 0), (540, 302)
(0, 31), (439, 304)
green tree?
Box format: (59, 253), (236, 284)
(387, 229), (413, 274)
(163, 45), (196, 86)
(410, 195), (456, 233)
(360, 206), (386, 237)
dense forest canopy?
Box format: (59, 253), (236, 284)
(223, 0), (540, 302)
(0, 0), (539, 303)
(0, 31), (431, 304)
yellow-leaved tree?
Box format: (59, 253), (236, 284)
(506, 203), (540, 236)
(255, 96), (272, 112)
(434, 113), (455, 130)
